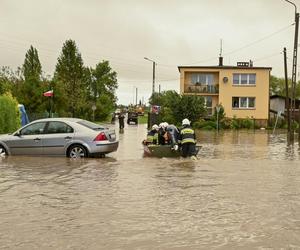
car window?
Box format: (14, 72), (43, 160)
(20, 122), (47, 135)
(77, 120), (105, 131)
(46, 121), (74, 134)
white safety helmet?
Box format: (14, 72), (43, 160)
(163, 122), (169, 128)
(152, 124), (159, 130)
(182, 118), (190, 126)
(159, 122), (164, 128)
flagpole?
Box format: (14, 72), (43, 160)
(51, 89), (54, 118)
(48, 94), (51, 118)
(43, 89), (54, 118)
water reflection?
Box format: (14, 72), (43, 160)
(0, 125), (300, 249)
(197, 129), (300, 161)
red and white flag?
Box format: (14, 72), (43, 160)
(43, 90), (54, 97)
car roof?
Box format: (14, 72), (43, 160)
(32, 118), (82, 123)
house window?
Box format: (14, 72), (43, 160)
(232, 97), (255, 109)
(204, 96), (213, 115)
(233, 74), (256, 85)
(191, 73), (213, 85)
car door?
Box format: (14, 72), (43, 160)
(6, 122), (46, 155)
(42, 121), (75, 155)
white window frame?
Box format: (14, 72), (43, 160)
(233, 74), (256, 85)
(232, 97), (256, 109)
(191, 73), (214, 85)
(203, 96), (213, 115)
(203, 96), (212, 108)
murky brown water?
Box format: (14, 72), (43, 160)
(1, 124), (300, 249)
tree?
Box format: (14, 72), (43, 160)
(86, 61), (118, 120)
(0, 68), (11, 95)
(270, 75), (288, 97)
(174, 95), (206, 124)
(149, 91), (206, 125)
(149, 90), (180, 107)
(23, 46), (42, 81)
(55, 40), (85, 117)
(19, 46), (45, 114)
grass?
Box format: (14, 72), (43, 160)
(138, 114), (148, 124)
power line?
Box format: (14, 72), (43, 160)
(224, 23), (294, 56)
(252, 52), (282, 62)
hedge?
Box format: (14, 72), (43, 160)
(0, 93), (20, 134)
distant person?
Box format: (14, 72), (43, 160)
(178, 118), (196, 158)
(118, 112), (125, 130)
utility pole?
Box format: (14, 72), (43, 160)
(135, 87), (138, 106)
(144, 57), (156, 94)
(284, 0), (299, 141)
(152, 61), (156, 94)
(284, 47), (291, 141)
(292, 12), (299, 138)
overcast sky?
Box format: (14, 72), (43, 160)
(1, 0), (300, 104)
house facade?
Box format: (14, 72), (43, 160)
(178, 60), (272, 126)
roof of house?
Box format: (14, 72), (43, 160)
(270, 95), (300, 102)
(178, 65), (272, 72)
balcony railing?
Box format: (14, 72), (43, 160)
(184, 84), (219, 94)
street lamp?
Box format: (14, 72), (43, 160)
(144, 57), (156, 94)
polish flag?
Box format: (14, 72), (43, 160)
(43, 90), (54, 97)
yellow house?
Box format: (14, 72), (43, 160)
(178, 59), (272, 126)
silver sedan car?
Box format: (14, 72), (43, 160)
(0, 118), (118, 158)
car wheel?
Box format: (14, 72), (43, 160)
(68, 145), (87, 158)
(0, 146), (8, 157)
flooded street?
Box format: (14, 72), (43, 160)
(1, 124), (300, 249)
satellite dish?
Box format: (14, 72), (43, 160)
(223, 77), (228, 83)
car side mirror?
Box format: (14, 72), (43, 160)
(14, 132), (21, 137)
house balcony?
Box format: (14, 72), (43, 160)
(184, 84), (219, 94)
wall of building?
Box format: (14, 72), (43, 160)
(180, 67), (271, 121)
(219, 69), (270, 120)
(270, 98), (285, 113)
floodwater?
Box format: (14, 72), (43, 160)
(1, 124), (300, 250)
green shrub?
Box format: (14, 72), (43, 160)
(241, 117), (254, 129)
(193, 119), (207, 129)
(0, 93), (20, 133)
(193, 119), (217, 130)
(221, 118), (232, 129)
(201, 125), (216, 130)
(230, 116), (240, 129)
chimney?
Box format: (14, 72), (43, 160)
(219, 56), (223, 66)
(249, 60), (253, 67)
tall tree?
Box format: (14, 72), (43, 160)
(55, 40), (85, 117)
(87, 61), (118, 120)
(23, 46), (42, 81)
(20, 46), (45, 114)
(0, 67), (12, 95)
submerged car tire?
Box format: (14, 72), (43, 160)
(0, 145), (8, 157)
(68, 144), (88, 158)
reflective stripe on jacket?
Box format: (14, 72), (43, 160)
(147, 130), (158, 143)
(147, 135), (154, 143)
(180, 126), (196, 144)
(153, 132), (158, 142)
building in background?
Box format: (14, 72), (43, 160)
(178, 58), (271, 126)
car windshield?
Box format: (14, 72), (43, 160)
(77, 120), (105, 131)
